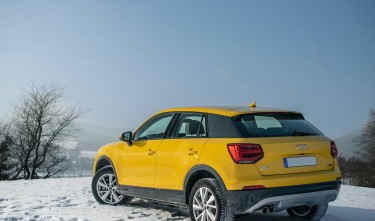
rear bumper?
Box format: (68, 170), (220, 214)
(226, 180), (341, 214)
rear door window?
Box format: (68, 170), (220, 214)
(172, 113), (207, 138)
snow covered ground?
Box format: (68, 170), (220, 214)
(1, 177), (375, 221)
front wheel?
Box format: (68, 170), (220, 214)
(287, 203), (328, 221)
(189, 178), (233, 221)
(92, 166), (132, 205)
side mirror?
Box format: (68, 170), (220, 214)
(119, 131), (133, 146)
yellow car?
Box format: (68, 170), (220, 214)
(92, 104), (341, 221)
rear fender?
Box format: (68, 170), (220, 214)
(183, 165), (227, 204)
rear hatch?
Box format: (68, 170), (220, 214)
(249, 136), (333, 175)
(232, 112), (335, 175)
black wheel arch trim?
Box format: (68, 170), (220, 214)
(183, 164), (227, 203)
(95, 156), (118, 178)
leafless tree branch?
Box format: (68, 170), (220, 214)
(7, 83), (87, 179)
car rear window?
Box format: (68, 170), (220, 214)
(233, 113), (323, 138)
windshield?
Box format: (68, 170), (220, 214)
(233, 113), (323, 138)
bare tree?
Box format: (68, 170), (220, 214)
(353, 109), (375, 187)
(10, 84), (85, 179)
(0, 121), (17, 180)
(338, 156), (369, 186)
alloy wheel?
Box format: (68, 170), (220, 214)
(192, 187), (218, 221)
(96, 173), (123, 204)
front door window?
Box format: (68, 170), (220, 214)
(134, 114), (174, 140)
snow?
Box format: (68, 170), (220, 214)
(0, 177), (374, 221)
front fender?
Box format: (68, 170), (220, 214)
(92, 141), (123, 176)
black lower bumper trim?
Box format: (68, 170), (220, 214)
(226, 180), (341, 214)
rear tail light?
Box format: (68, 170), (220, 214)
(330, 140), (338, 158)
(227, 143), (263, 164)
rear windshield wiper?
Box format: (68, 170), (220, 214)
(292, 131), (317, 136)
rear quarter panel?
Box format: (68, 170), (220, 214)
(199, 138), (341, 191)
(198, 138), (252, 190)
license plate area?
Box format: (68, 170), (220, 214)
(284, 156), (317, 168)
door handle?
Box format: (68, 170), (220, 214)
(187, 148), (198, 156)
(148, 149), (156, 155)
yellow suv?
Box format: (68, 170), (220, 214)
(92, 105), (341, 221)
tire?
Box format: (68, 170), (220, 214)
(287, 203), (328, 221)
(92, 166), (132, 205)
(189, 178), (233, 221)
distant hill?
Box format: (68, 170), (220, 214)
(62, 122), (132, 159)
(62, 122), (132, 172)
(73, 122), (129, 151)
(334, 129), (362, 158)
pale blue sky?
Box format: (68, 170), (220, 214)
(0, 0), (374, 138)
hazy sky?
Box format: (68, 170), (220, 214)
(0, 0), (374, 139)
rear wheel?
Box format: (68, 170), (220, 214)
(287, 203), (328, 220)
(189, 178), (233, 221)
(92, 166), (132, 205)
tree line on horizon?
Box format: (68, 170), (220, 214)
(337, 109), (375, 188)
(0, 84), (85, 180)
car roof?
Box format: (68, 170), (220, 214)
(157, 106), (301, 117)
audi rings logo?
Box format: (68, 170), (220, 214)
(296, 144), (309, 150)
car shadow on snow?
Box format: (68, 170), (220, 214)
(323, 205), (375, 221)
(125, 200), (375, 221)
(128, 199), (189, 220)
(127, 199), (293, 221)
(232, 206), (375, 221)
(235, 211), (297, 221)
